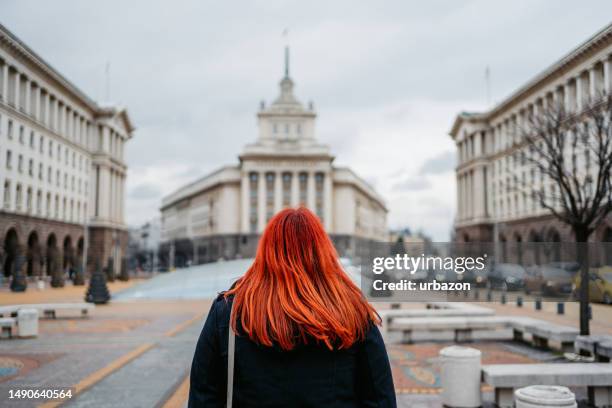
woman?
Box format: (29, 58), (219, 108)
(189, 207), (396, 407)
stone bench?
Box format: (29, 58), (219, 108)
(391, 316), (518, 343)
(524, 322), (579, 352)
(482, 363), (612, 408)
(379, 305), (494, 327)
(0, 317), (16, 339)
(389, 315), (577, 351)
(0, 303), (94, 319)
(598, 341), (612, 362)
(575, 335), (612, 361)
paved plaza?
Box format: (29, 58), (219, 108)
(0, 260), (611, 407)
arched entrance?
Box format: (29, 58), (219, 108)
(545, 228), (561, 262)
(63, 236), (74, 282)
(514, 233), (523, 265)
(499, 234), (507, 263)
(27, 231), (42, 277)
(47, 234), (63, 287)
(74, 237), (85, 285)
(528, 230), (542, 266)
(3, 228), (19, 278)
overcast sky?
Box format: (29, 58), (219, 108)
(3, 1), (612, 240)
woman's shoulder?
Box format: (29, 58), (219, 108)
(209, 291), (233, 323)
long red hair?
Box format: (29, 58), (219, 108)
(225, 207), (379, 351)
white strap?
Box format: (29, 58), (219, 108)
(226, 304), (235, 408)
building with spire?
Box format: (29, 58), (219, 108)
(159, 48), (387, 265)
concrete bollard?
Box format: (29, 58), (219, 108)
(440, 346), (482, 408)
(517, 296), (523, 307)
(515, 385), (576, 408)
(17, 308), (39, 338)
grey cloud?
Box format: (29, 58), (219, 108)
(419, 151), (456, 175)
(129, 183), (162, 200)
(393, 177), (431, 192)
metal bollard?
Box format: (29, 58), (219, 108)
(517, 296), (523, 307)
(501, 293), (506, 304)
(440, 346), (482, 408)
(588, 305), (592, 320)
(557, 302), (564, 315)
(473, 290), (479, 300)
(515, 385), (576, 408)
(535, 298), (542, 311)
(487, 291), (492, 302)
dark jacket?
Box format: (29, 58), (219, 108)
(189, 294), (396, 408)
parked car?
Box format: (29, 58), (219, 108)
(573, 266), (612, 304)
(524, 262), (578, 296)
(462, 266), (489, 288)
(487, 263), (526, 291)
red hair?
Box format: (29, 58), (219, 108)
(225, 207), (379, 351)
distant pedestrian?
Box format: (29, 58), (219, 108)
(189, 207), (396, 407)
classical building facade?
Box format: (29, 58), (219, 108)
(160, 49), (387, 265)
(449, 23), (612, 249)
(0, 24), (134, 286)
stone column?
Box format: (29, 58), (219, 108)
(589, 65), (597, 99)
(35, 86), (41, 122)
(291, 170), (299, 206)
(307, 171), (315, 211)
(274, 171), (282, 213)
(575, 74), (583, 111)
(457, 174), (463, 220)
(14, 71), (20, 109)
(604, 57), (611, 94)
(24, 79), (31, 116)
(240, 171), (249, 233)
(1, 63), (8, 101)
(323, 172), (332, 231)
(564, 82), (571, 112)
(257, 171), (266, 232)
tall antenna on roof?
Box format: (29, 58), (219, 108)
(105, 61), (111, 102)
(485, 65), (491, 107)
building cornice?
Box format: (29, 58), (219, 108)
(449, 22), (612, 138)
(0, 23), (135, 135)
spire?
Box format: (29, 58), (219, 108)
(284, 45), (290, 78)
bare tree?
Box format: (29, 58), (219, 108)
(510, 92), (612, 335)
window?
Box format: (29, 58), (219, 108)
(15, 184), (22, 211)
(19, 125), (24, 144)
(28, 159), (33, 176)
(65, 147), (69, 164)
(64, 173), (68, 189)
(57, 145), (61, 161)
(39, 135), (44, 153)
(56, 170), (60, 186)
(26, 188), (32, 213)
(7, 120), (13, 139)
(48, 166), (52, 183)
(273, 123), (277, 134)
(38, 163), (43, 180)
(298, 172), (307, 205)
(49, 140), (53, 157)
(6, 150), (12, 169)
(54, 195), (59, 218)
(29, 131), (35, 148)
(46, 193), (51, 216)
(36, 190), (42, 215)
(17, 154), (23, 173)
(3, 181), (10, 208)
(282, 173), (291, 207)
